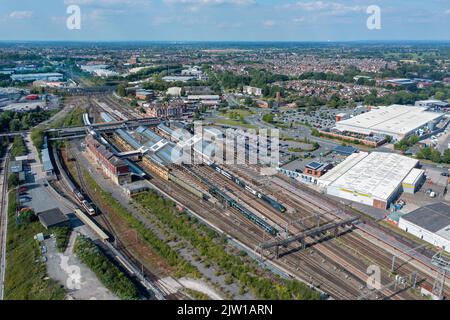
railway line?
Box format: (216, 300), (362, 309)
(159, 165), (371, 299)
(67, 150), (176, 300)
(100, 95), (141, 120)
(148, 167), (359, 299)
(186, 163), (424, 299)
(51, 143), (170, 300)
(265, 174), (449, 298)
(98, 124), (419, 299)
(78, 101), (446, 299)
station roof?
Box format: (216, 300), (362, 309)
(42, 148), (53, 172)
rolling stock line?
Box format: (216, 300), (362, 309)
(101, 95), (141, 120)
(189, 165), (285, 231)
(93, 98), (130, 121)
(209, 163), (287, 213)
(209, 187), (278, 236)
(172, 166), (376, 298)
(181, 163), (282, 235)
(82, 113), (91, 126)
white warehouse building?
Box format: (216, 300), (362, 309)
(398, 203), (450, 253)
(318, 152), (420, 209)
(334, 104), (444, 141)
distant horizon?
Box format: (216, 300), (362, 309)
(1, 39), (450, 44)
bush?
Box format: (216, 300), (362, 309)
(53, 227), (72, 252)
(11, 135), (27, 157)
(8, 173), (19, 189)
(31, 128), (45, 153)
(74, 235), (139, 300)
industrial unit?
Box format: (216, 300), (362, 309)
(402, 168), (425, 194)
(334, 105), (444, 141)
(398, 203), (450, 253)
(318, 152), (420, 209)
(11, 72), (63, 82)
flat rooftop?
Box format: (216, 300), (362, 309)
(401, 202), (450, 234)
(320, 152), (418, 201)
(335, 105), (444, 136)
(402, 168), (424, 186)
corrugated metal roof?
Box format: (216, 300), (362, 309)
(401, 203), (450, 233)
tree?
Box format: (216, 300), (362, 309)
(262, 114), (274, 123)
(9, 119), (21, 132)
(8, 174), (19, 188)
(442, 149), (450, 164)
(116, 84), (126, 97)
(311, 128), (320, 137)
(430, 149), (443, 163)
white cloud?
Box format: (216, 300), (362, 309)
(292, 16), (306, 23)
(9, 11), (33, 19)
(445, 9), (450, 14)
(263, 20), (276, 28)
(163, 0), (255, 6)
(64, 0), (150, 7)
(281, 1), (364, 15)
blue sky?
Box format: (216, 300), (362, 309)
(0, 0), (449, 41)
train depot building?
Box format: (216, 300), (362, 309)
(318, 152), (421, 209)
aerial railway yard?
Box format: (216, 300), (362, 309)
(49, 94), (450, 300)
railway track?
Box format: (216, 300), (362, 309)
(267, 174), (449, 298)
(165, 166), (365, 299)
(192, 164), (426, 299)
(101, 129), (434, 299)
(101, 95), (140, 120)
(68, 151), (181, 299)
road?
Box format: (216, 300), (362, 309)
(0, 145), (11, 300)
